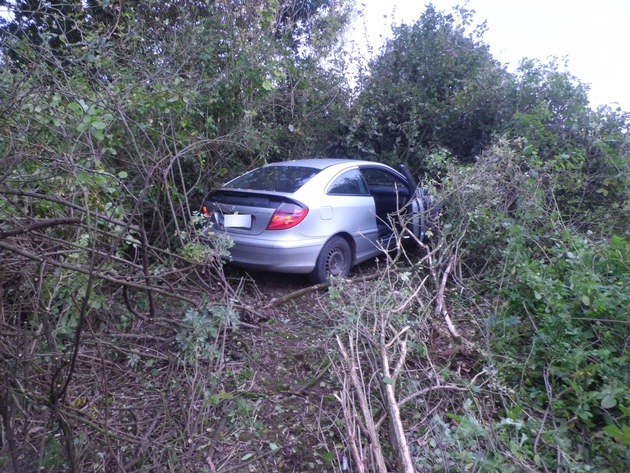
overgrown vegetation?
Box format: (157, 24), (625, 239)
(440, 142), (629, 471)
(1, 1), (628, 471)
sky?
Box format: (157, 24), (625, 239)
(352, 0), (630, 111)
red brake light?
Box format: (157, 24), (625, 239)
(202, 205), (209, 216)
(267, 203), (308, 230)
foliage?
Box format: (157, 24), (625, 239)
(177, 304), (239, 364)
(346, 4), (512, 173)
(1, 0), (629, 470)
(0, 1), (354, 470)
(503, 59), (630, 235)
(442, 140), (630, 470)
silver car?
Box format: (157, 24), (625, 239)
(201, 158), (431, 283)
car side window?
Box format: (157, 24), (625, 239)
(327, 169), (369, 195)
(361, 168), (409, 194)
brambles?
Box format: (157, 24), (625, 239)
(440, 140), (630, 471)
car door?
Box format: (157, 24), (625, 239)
(359, 165), (424, 243)
(324, 168), (380, 262)
(397, 163), (431, 241)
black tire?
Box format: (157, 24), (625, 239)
(310, 236), (352, 284)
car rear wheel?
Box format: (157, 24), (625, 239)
(310, 236), (351, 284)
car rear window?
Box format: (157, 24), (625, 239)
(225, 165), (320, 193)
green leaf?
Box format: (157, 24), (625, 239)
(77, 172), (92, 185)
(240, 453), (253, 461)
(269, 442), (280, 451)
(603, 424), (630, 445)
(580, 295), (591, 306)
(118, 171), (128, 179)
(321, 451), (335, 465)
(382, 376), (394, 385)
(78, 99), (89, 113)
(91, 120), (107, 130)
(601, 395), (617, 409)
(445, 412), (463, 422)
(67, 101), (82, 113)
(93, 174), (108, 186)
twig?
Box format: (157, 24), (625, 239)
(261, 282), (329, 309)
(0, 189), (140, 231)
(534, 367), (552, 473)
(0, 240), (200, 307)
(379, 327), (415, 472)
(392, 275), (429, 314)
(0, 393), (20, 473)
(260, 272), (381, 310)
(139, 212), (156, 318)
(0, 217), (82, 239)
(375, 384), (468, 430)
(334, 385), (366, 473)
(60, 408), (142, 444)
(434, 254), (476, 353)
(218, 447), (280, 473)
(336, 334), (388, 473)
(435, 255), (461, 340)
(122, 285), (149, 321)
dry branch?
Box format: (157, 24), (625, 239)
(433, 254), (477, 354)
(379, 329), (415, 472)
(336, 334), (388, 473)
(0, 189), (141, 231)
(0, 217), (82, 239)
(435, 254), (462, 340)
(261, 271), (381, 310)
(0, 240), (199, 307)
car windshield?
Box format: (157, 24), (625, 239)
(225, 165), (320, 193)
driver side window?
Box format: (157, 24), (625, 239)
(327, 169), (369, 195)
(361, 168), (408, 193)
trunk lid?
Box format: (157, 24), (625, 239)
(202, 190), (305, 236)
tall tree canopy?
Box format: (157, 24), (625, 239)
(346, 4), (512, 170)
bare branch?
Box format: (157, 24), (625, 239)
(0, 217), (82, 239)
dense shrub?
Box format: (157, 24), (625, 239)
(442, 141), (630, 470)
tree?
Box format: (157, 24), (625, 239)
(346, 4), (511, 174)
(505, 59), (629, 234)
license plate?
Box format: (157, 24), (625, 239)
(223, 214), (252, 229)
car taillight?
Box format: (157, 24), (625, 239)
(202, 205), (209, 216)
(267, 203), (308, 230)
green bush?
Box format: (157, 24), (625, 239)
(443, 141), (630, 470)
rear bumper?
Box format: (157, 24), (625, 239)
(203, 230), (326, 274)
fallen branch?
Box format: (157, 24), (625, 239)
(435, 255), (462, 341)
(433, 254), (476, 353)
(336, 334), (388, 473)
(261, 272), (381, 310)
(0, 240), (199, 307)
(379, 327), (415, 472)
(375, 384), (469, 431)
(0, 189), (140, 231)
(0, 217), (82, 239)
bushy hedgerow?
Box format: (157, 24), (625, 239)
(439, 141), (630, 470)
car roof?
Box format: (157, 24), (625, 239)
(267, 158), (381, 170)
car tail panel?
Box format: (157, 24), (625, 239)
(202, 190), (308, 236)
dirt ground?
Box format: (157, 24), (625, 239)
(216, 263), (379, 472)
(2, 254), (478, 472)
(210, 254), (476, 472)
